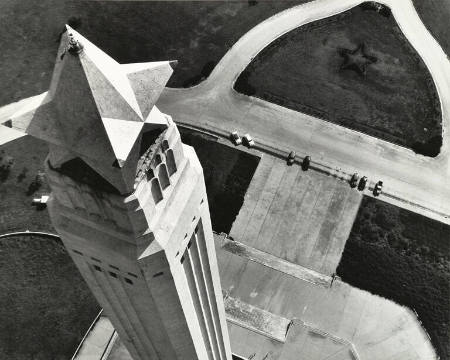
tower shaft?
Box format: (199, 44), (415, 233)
(46, 121), (231, 360)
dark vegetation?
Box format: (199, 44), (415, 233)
(0, 137), (52, 233)
(26, 171), (45, 196)
(179, 128), (259, 234)
(412, 0), (450, 56)
(235, 2), (443, 157)
(0, 235), (100, 360)
(337, 197), (450, 359)
(0, 0), (312, 107)
(0, 0), (448, 107)
(0, 129), (259, 358)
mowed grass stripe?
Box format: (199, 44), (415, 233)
(241, 160), (286, 247)
(320, 188), (362, 275)
(256, 163), (301, 254)
(230, 155), (275, 240)
(309, 181), (350, 275)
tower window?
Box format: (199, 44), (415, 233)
(180, 255), (185, 264)
(125, 278), (133, 285)
(94, 265), (102, 272)
(187, 240), (192, 249)
(151, 178), (163, 204)
(192, 216), (196, 223)
(127, 272), (138, 278)
(91, 257), (101, 263)
(153, 272), (164, 278)
(109, 265), (120, 270)
(109, 271), (118, 278)
(146, 168), (154, 180)
(158, 164), (170, 189)
(73, 249), (83, 255)
(166, 149), (177, 176)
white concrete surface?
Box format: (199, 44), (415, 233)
(154, 0), (450, 223)
(1, 0), (449, 222)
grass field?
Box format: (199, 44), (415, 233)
(0, 136), (52, 233)
(0, 0), (311, 108)
(412, 0), (450, 56)
(0, 235), (100, 360)
(0, 0), (448, 109)
(180, 128), (260, 234)
(235, 3), (443, 156)
(337, 196), (450, 360)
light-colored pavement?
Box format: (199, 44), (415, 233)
(72, 311), (117, 360)
(154, 0), (450, 223)
(0, 0), (448, 223)
(216, 240), (437, 360)
(228, 154), (362, 276)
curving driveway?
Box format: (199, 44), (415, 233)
(0, 0), (449, 224)
(155, 0), (450, 223)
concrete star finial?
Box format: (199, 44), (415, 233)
(3, 26), (177, 167)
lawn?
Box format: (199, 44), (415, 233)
(0, 136), (52, 233)
(235, 3), (443, 156)
(412, 0), (450, 56)
(0, 0), (311, 108)
(179, 128), (260, 234)
(0, 235), (100, 360)
(337, 196), (450, 360)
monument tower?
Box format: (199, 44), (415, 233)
(8, 27), (232, 360)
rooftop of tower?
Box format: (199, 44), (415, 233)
(2, 26), (180, 194)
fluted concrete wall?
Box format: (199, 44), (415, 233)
(45, 120), (232, 360)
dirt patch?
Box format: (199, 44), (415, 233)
(337, 196), (450, 359)
(179, 128), (260, 234)
(0, 235), (100, 360)
(235, 2), (443, 157)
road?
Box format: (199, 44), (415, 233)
(0, 0), (449, 222)
(155, 0), (450, 223)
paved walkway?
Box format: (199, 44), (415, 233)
(72, 312), (117, 360)
(216, 242), (437, 360)
(0, 0), (449, 223)
(228, 154), (362, 275)
(154, 0), (450, 223)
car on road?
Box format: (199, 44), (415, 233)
(358, 176), (368, 191)
(302, 155), (311, 171)
(230, 130), (242, 145)
(373, 181), (383, 196)
(243, 133), (255, 148)
(350, 173), (359, 188)
(287, 151), (296, 165)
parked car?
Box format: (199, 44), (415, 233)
(358, 176), (368, 191)
(287, 151), (296, 165)
(350, 173), (359, 188)
(373, 181), (383, 196)
(243, 133), (255, 148)
(230, 130), (242, 145)
(302, 155), (311, 171)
